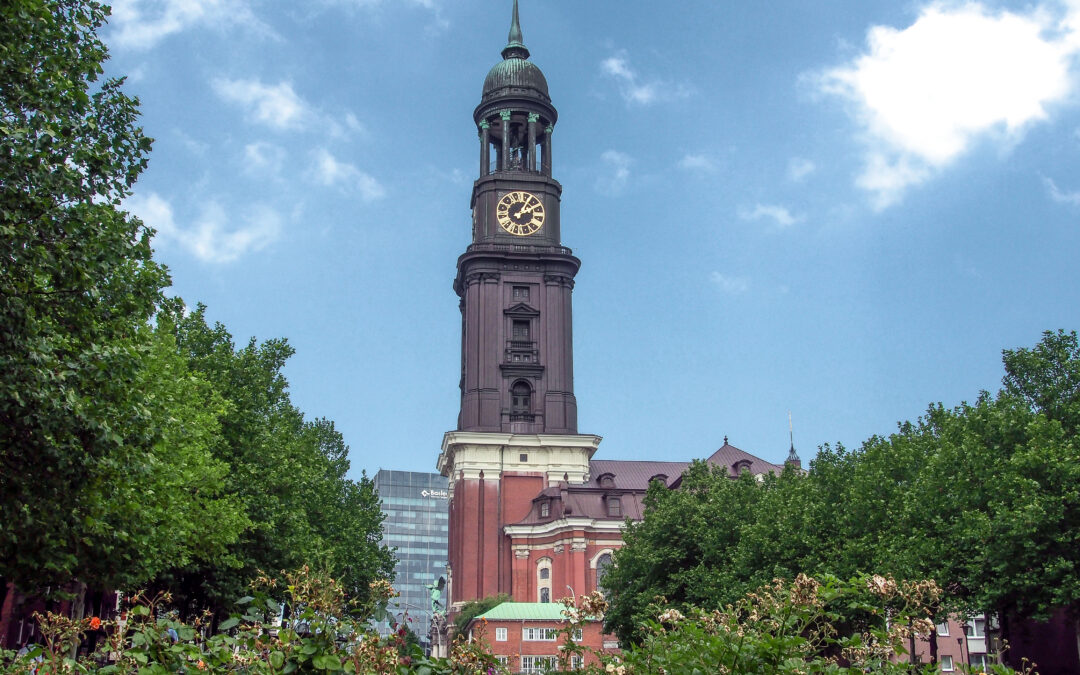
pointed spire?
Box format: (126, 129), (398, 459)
(786, 411), (802, 468)
(508, 0), (523, 45)
(501, 0), (530, 60)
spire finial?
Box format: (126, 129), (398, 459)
(501, 0), (530, 60)
(509, 0), (523, 45)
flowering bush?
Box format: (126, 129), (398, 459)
(2, 571), (1027, 674)
(576, 574), (1022, 675)
(0, 567), (503, 675)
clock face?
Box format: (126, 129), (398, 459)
(496, 191), (545, 236)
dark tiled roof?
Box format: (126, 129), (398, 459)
(704, 442), (785, 476)
(587, 460), (690, 490)
(508, 444), (787, 527)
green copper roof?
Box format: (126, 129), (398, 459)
(476, 602), (578, 621)
(483, 1), (549, 102)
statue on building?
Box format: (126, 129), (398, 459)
(425, 576), (446, 614)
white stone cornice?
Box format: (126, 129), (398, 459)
(437, 431), (603, 482)
(441, 431), (603, 451)
(503, 516), (625, 538)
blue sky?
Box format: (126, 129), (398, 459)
(104, 0), (1080, 479)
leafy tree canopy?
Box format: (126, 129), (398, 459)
(603, 331), (1080, 662)
(0, 0), (177, 592)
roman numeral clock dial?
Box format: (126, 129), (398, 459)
(496, 191), (545, 236)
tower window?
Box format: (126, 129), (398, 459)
(512, 320), (530, 339)
(539, 567), (549, 580)
(511, 381), (532, 414)
(540, 587), (550, 603)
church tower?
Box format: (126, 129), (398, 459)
(438, 1), (602, 611)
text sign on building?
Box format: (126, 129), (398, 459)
(422, 489), (448, 499)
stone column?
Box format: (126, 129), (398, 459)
(527, 113), (539, 171)
(542, 124), (554, 176)
(479, 120), (490, 177)
(500, 110), (512, 171)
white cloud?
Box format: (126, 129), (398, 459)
(600, 51), (690, 106)
(1044, 176), (1080, 206)
(127, 192), (281, 263)
(109, 0), (271, 50)
(212, 78), (366, 140)
(738, 203), (802, 229)
(678, 154), (718, 172)
(310, 148), (385, 201)
(788, 157), (816, 182)
(243, 141), (286, 176)
(817, 2), (1080, 208)
(595, 150), (632, 195)
(710, 272), (750, 295)
(213, 78), (311, 131)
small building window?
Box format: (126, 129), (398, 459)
(522, 627), (558, 641)
(495, 627), (507, 641)
(519, 453), (528, 462)
(936, 622), (949, 636)
(512, 320), (530, 339)
(513, 286), (530, 301)
(521, 655), (558, 673)
(540, 501), (549, 517)
(536, 557), (552, 603)
(597, 473), (615, 488)
(607, 497), (621, 518)
(940, 655), (954, 672)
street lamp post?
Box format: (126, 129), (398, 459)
(960, 622), (970, 671)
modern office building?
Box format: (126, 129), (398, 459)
(372, 469), (449, 650)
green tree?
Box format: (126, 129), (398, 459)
(601, 462), (769, 644)
(150, 305), (394, 618)
(0, 0), (176, 594)
(602, 331), (1080, 669)
(452, 593), (510, 638)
